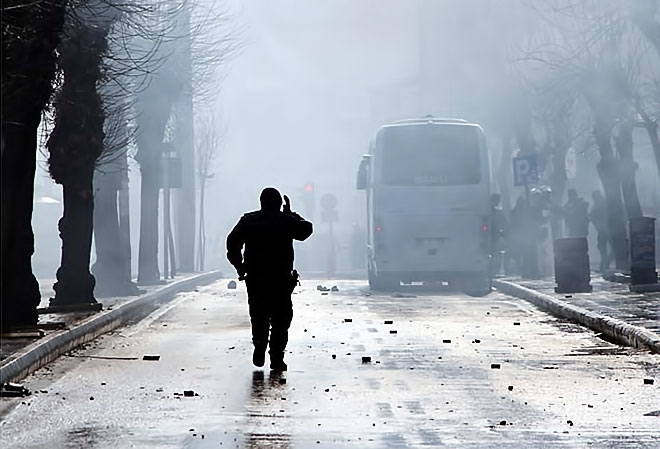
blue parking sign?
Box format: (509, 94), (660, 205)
(513, 155), (539, 186)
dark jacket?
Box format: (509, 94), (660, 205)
(589, 198), (608, 235)
(226, 209), (313, 277)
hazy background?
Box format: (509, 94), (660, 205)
(32, 0), (660, 280)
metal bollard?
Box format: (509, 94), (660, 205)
(554, 237), (592, 293)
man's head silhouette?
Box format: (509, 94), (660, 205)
(260, 187), (282, 211)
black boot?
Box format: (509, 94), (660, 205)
(252, 342), (267, 367)
(269, 352), (287, 371)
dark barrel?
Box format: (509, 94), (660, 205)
(554, 237), (592, 293)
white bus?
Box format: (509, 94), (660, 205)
(356, 118), (492, 295)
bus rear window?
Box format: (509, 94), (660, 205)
(381, 124), (481, 186)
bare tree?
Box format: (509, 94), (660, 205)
(516, 0), (652, 270)
(46, 0), (122, 307)
(93, 0), (180, 288)
(133, 0), (242, 281)
(195, 113), (225, 271)
(2, 0), (69, 326)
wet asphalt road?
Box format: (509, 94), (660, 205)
(1, 280), (659, 448)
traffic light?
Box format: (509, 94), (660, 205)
(301, 182), (315, 219)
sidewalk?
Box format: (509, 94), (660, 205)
(493, 274), (660, 354)
(1, 271), (222, 385)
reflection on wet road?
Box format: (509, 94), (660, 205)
(1, 280), (658, 448)
(244, 370), (291, 449)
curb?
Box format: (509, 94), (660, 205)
(493, 279), (660, 355)
(0, 271), (222, 384)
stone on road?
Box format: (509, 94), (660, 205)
(1, 281), (658, 448)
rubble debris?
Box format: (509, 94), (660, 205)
(361, 356), (372, 364)
(1, 383), (31, 398)
(227, 280), (237, 289)
(183, 390), (197, 397)
(491, 363), (501, 369)
(1, 330), (45, 338)
(331, 286), (339, 292)
(644, 379), (654, 385)
(567, 420), (574, 426)
(508, 386), (514, 391)
(384, 320), (393, 325)
(142, 355), (160, 361)
(344, 318), (353, 323)
(70, 354), (138, 360)
(499, 420), (507, 426)
(442, 339), (451, 343)
(473, 339), (481, 344)
(389, 330), (398, 334)
(332, 354), (337, 359)
(513, 322), (521, 326)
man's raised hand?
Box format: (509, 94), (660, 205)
(283, 195), (291, 213)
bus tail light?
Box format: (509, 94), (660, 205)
(480, 216), (490, 252)
(374, 219), (384, 249)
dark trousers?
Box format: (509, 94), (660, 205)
(245, 276), (293, 361)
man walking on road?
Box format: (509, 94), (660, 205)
(227, 187), (313, 371)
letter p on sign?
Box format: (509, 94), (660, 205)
(513, 155), (539, 186)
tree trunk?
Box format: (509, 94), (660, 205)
(138, 163), (161, 284)
(1, 120), (42, 327)
(118, 174), (132, 283)
(614, 121), (643, 219)
(642, 118), (660, 182)
(594, 121), (629, 271)
(52, 177), (97, 305)
(1, 0), (68, 327)
(92, 170), (137, 296)
(197, 182), (206, 271)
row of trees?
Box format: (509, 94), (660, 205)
(1, 0), (239, 328)
(470, 0), (660, 270)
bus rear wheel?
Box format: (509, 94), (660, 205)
(462, 274), (492, 297)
